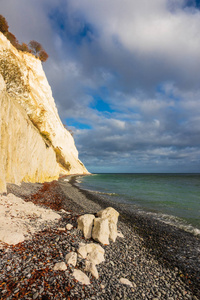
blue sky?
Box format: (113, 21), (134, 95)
(1, 0), (200, 173)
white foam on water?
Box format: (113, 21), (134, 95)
(92, 191), (118, 196)
(146, 211), (200, 236)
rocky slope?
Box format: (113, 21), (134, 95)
(0, 32), (88, 193)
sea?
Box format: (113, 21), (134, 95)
(75, 173), (200, 236)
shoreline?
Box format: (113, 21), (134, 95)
(68, 175), (200, 295)
(0, 177), (199, 299)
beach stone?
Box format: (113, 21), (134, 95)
(0, 230), (25, 245)
(39, 287), (44, 294)
(87, 244), (105, 265)
(65, 252), (77, 267)
(66, 224), (73, 230)
(85, 260), (99, 279)
(57, 227), (66, 231)
(60, 209), (71, 214)
(73, 269), (90, 285)
(77, 214), (95, 239)
(97, 207), (119, 242)
(33, 292), (39, 299)
(109, 222), (118, 242)
(92, 217), (109, 244)
(117, 231), (124, 238)
(119, 278), (133, 287)
(77, 243), (87, 258)
(53, 262), (67, 271)
(77, 243), (105, 265)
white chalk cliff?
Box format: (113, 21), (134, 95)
(0, 32), (89, 193)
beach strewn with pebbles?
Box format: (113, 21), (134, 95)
(0, 176), (199, 299)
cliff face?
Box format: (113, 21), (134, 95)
(0, 33), (89, 193)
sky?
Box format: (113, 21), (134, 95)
(1, 0), (200, 173)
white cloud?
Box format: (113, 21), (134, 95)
(69, 0), (200, 57)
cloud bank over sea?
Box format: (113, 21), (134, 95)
(1, 0), (200, 172)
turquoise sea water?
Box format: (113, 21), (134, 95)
(76, 173), (200, 235)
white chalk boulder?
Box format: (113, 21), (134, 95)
(85, 260), (99, 279)
(60, 209), (71, 215)
(87, 243), (105, 265)
(78, 243), (105, 265)
(57, 227), (66, 231)
(0, 230), (25, 245)
(65, 252), (77, 267)
(97, 207), (119, 242)
(53, 262), (67, 271)
(92, 217), (110, 245)
(73, 269), (90, 285)
(66, 224), (73, 230)
(119, 278), (133, 287)
(77, 243), (88, 259)
(117, 231), (124, 238)
(77, 214), (95, 239)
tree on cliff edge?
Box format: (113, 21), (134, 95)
(29, 40), (49, 62)
(38, 50), (49, 62)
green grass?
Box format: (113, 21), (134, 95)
(54, 147), (71, 171)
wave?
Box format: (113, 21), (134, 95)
(92, 190), (118, 196)
(145, 211), (200, 236)
(78, 188), (118, 196)
(75, 180), (82, 184)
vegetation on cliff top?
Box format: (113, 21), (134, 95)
(0, 15), (48, 62)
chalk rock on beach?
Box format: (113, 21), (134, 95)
(66, 224), (73, 230)
(97, 207), (119, 223)
(117, 231), (124, 238)
(78, 214), (95, 239)
(92, 217), (110, 245)
(87, 244), (105, 265)
(60, 209), (71, 215)
(78, 243), (104, 279)
(65, 252), (77, 267)
(0, 230), (25, 245)
(73, 269), (90, 285)
(53, 262), (67, 271)
(85, 260), (99, 279)
(119, 278), (133, 287)
(0, 193), (61, 245)
(97, 207), (119, 242)
(57, 227), (66, 231)
(77, 243), (88, 259)
(78, 243), (105, 265)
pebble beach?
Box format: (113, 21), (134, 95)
(0, 176), (199, 299)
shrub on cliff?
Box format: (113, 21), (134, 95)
(54, 147), (71, 171)
(18, 43), (31, 53)
(0, 15), (9, 33)
(0, 15), (19, 49)
(38, 50), (49, 62)
(5, 32), (19, 48)
(0, 15), (48, 62)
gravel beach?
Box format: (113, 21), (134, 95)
(0, 176), (199, 299)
